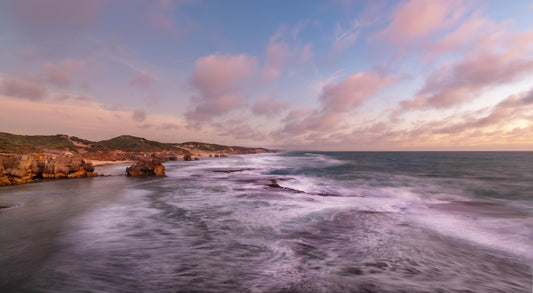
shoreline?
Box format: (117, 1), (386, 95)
(88, 160), (134, 167)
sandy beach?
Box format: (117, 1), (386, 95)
(87, 160), (134, 167)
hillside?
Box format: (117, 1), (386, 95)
(0, 132), (76, 153)
(89, 135), (176, 152)
(0, 132), (273, 155)
(179, 142), (271, 154)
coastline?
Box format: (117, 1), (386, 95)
(0, 132), (276, 188)
(87, 160), (134, 167)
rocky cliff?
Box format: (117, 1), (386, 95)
(0, 154), (97, 186)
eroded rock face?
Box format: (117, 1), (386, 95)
(126, 159), (165, 177)
(42, 154), (95, 179)
(0, 154), (97, 186)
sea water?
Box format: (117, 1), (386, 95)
(0, 152), (531, 292)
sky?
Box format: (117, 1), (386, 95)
(0, 0), (532, 150)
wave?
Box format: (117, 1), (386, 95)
(412, 202), (533, 260)
(163, 153), (533, 261)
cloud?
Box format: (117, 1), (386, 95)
(283, 108), (313, 122)
(421, 15), (500, 61)
(158, 123), (181, 130)
(299, 44), (313, 66)
(288, 87), (533, 150)
(278, 72), (393, 136)
(0, 96), (190, 143)
(3, 0), (106, 37)
(186, 52), (257, 122)
(320, 72), (392, 112)
(129, 73), (155, 89)
(390, 9), (533, 114)
(252, 96), (288, 117)
(261, 33), (290, 85)
(41, 59), (85, 88)
(54, 93), (91, 102)
(437, 87), (533, 134)
(333, 22), (359, 52)
(400, 52), (533, 111)
(374, 0), (461, 43)
(138, 123), (152, 129)
(0, 77), (47, 101)
(142, 0), (184, 38)
(131, 109), (147, 122)
(42, 63), (70, 87)
(213, 117), (265, 141)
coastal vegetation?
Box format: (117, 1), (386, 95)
(0, 131), (274, 186)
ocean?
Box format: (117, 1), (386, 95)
(0, 152), (531, 292)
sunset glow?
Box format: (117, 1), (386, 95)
(1, 0), (532, 150)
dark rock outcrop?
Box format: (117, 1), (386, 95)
(0, 154), (97, 186)
(183, 154), (192, 161)
(126, 159), (165, 176)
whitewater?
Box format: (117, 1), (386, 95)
(1, 152), (531, 292)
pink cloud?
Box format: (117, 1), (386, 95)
(374, 0), (461, 43)
(54, 93), (91, 102)
(187, 93), (247, 122)
(190, 53), (257, 97)
(129, 73), (155, 89)
(41, 59), (87, 88)
(261, 35), (289, 85)
(438, 87), (533, 134)
(283, 108), (313, 122)
(401, 53), (533, 110)
(158, 123), (181, 130)
(186, 53), (257, 122)
(42, 63), (70, 88)
(5, 0), (105, 36)
(252, 96), (288, 117)
(0, 77), (47, 101)
(278, 72), (393, 136)
(131, 109), (147, 122)
(320, 72), (393, 112)
(421, 15), (499, 61)
(213, 118), (265, 141)
(301, 86), (533, 149)
(143, 0), (183, 38)
(299, 44), (313, 66)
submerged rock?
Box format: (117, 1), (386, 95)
(268, 179), (282, 188)
(126, 159), (165, 176)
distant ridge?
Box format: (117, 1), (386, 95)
(0, 132), (273, 154)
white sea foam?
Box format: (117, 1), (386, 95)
(411, 209), (533, 260)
